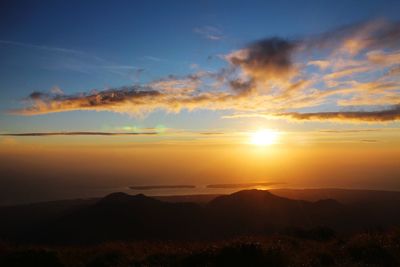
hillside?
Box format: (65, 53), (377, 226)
(1, 189), (400, 244)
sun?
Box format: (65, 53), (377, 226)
(250, 129), (279, 146)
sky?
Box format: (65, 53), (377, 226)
(0, 0), (400, 205)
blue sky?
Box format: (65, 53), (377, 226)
(1, 0), (400, 133)
(1, 1), (400, 204)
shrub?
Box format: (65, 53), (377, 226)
(346, 234), (397, 266)
(283, 226), (336, 241)
(214, 243), (286, 267)
(86, 251), (130, 267)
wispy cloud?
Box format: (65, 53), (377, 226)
(319, 129), (381, 133)
(13, 19), (400, 122)
(0, 131), (158, 137)
(143, 56), (164, 62)
(0, 40), (91, 56)
(361, 139), (378, 142)
(0, 129), (226, 137)
(194, 26), (224, 40)
(0, 40), (140, 77)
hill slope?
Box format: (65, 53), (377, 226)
(1, 189), (400, 244)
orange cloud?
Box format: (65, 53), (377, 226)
(13, 19), (400, 123)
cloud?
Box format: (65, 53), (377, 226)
(226, 37), (298, 84)
(277, 105), (400, 122)
(224, 105), (400, 122)
(0, 129), (229, 137)
(50, 86), (64, 95)
(0, 131), (158, 136)
(307, 60), (330, 70)
(194, 26), (224, 40)
(319, 129), (381, 133)
(13, 72), (269, 115)
(323, 66), (371, 80)
(0, 40), (89, 56)
(361, 139), (378, 142)
(13, 19), (400, 122)
(301, 19), (400, 54)
(388, 66), (400, 76)
(229, 78), (256, 95)
(144, 56), (164, 62)
(0, 40), (140, 78)
(13, 86), (162, 115)
(199, 132), (224, 135)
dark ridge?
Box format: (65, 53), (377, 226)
(209, 189), (284, 205)
(97, 192), (159, 205)
(1, 189), (400, 244)
(98, 192), (136, 202)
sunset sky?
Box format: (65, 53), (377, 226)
(0, 0), (399, 205)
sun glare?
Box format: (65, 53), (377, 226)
(250, 129), (279, 146)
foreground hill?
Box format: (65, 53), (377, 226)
(1, 189), (400, 244)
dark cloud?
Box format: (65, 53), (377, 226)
(15, 85), (164, 115)
(278, 105), (400, 122)
(228, 37), (298, 81)
(29, 91), (49, 100)
(368, 20), (400, 49)
(229, 79), (255, 95)
(199, 132), (224, 135)
(0, 131), (158, 136)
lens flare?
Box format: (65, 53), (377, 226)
(250, 129), (279, 146)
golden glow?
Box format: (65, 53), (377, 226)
(250, 129), (279, 146)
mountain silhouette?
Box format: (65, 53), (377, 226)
(206, 190), (347, 237)
(1, 189), (399, 244)
(35, 192), (204, 243)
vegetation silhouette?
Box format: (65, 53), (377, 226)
(1, 230), (400, 266)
